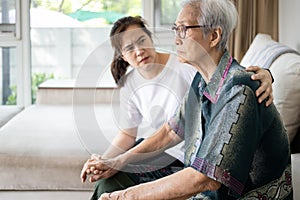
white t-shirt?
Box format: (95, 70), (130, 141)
(118, 54), (196, 162)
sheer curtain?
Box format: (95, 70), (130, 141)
(229, 0), (279, 62)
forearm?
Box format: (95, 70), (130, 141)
(118, 123), (181, 165)
(103, 129), (137, 159)
(122, 167), (221, 200)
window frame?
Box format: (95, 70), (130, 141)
(142, 0), (155, 27)
(0, 0), (31, 106)
(152, 0), (181, 31)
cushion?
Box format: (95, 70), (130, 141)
(241, 33), (300, 143)
(0, 106), (24, 128)
(0, 105), (118, 190)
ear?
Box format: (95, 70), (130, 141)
(210, 27), (222, 48)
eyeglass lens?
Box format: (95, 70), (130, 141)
(172, 25), (187, 39)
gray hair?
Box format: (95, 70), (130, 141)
(181, 0), (238, 51)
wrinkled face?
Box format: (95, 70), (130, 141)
(174, 5), (211, 66)
(120, 25), (156, 69)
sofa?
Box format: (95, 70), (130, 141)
(0, 33), (299, 199)
(0, 106), (24, 128)
(241, 33), (300, 199)
(0, 93), (119, 199)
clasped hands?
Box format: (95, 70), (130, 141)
(81, 155), (129, 199)
(80, 154), (120, 183)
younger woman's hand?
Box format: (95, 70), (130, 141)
(81, 156), (121, 183)
(246, 66), (273, 106)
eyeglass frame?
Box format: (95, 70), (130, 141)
(171, 24), (209, 39)
(120, 35), (154, 56)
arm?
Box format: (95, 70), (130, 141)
(246, 66), (273, 106)
(80, 128), (137, 182)
(100, 167), (220, 200)
(102, 128), (137, 159)
(81, 84), (141, 182)
(118, 123), (182, 165)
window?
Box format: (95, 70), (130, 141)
(0, 47), (16, 105)
(0, 0), (19, 38)
(146, 0), (181, 53)
(154, 0), (181, 28)
(0, 0), (181, 106)
(0, 0), (17, 105)
(0, 0), (29, 106)
(30, 0), (142, 97)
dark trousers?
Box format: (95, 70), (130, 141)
(90, 138), (183, 200)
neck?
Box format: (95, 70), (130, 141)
(193, 50), (224, 83)
(137, 52), (169, 80)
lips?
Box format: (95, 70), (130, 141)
(139, 56), (149, 63)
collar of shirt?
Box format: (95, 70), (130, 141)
(200, 50), (233, 103)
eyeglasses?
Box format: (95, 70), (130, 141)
(171, 24), (208, 39)
(121, 36), (149, 56)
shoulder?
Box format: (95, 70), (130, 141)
(119, 69), (137, 92)
(226, 60), (260, 93)
(121, 68), (138, 85)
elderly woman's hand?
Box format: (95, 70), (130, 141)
(99, 190), (128, 200)
(246, 66), (273, 106)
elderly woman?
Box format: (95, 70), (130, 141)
(81, 0), (292, 199)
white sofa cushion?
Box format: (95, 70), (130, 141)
(241, 33), (300, 143)
(0, 105), (118, 190)
(0, 106), (23, 128)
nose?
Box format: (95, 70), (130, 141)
(135, 46), (144, 56)
(175, 35), (182, 45)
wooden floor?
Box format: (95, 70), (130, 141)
(0, 191), (92, 200)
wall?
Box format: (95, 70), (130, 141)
(279, 0), (300, 52)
